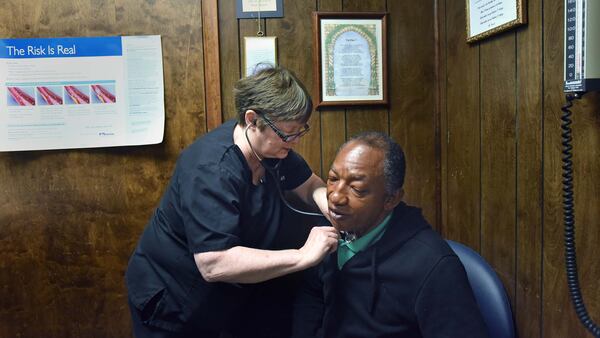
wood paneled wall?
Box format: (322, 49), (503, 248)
(440, 0), (600, 337)
(2, 0), (599, 337)
(218, 0), (438, 222)
(0, 1), (206, 337)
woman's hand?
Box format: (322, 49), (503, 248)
(298, 226), (339, 267)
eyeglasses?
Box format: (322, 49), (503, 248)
(260, 113), (310, 143)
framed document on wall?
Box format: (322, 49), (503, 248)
(243, 36), (277, 77)
(312, 12), (388, 107)
(236, 0), (283, 19)
(466, 0), (526, 43)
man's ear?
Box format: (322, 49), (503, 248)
(384, 188), (404, 211)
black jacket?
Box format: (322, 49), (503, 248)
(292, 202), (490, 338)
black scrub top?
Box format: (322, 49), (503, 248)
(126, 119), (312, 332)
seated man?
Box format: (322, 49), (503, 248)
(292, 132), (489, 338)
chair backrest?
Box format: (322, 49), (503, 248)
(446, 240), (516, 338)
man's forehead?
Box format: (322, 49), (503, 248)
(333, 142), (383, 173)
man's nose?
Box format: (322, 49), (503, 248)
(329, 186), (348, 205)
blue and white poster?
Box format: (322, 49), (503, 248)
(0, 35), (164, 151)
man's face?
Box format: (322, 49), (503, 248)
(326, 141), (396, 236)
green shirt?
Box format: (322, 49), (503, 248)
(337, 213), (392, 269)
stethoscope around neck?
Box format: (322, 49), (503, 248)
(244, 124), (321, 217)
(244, 124), (357, 242)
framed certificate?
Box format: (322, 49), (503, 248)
(243, 36), (278, 77)
(312, 12), (387, 107)
(466, 0), (526, 43)
(236, 0), (283, 19)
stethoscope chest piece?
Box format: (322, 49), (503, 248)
(340, 231), (357, 243)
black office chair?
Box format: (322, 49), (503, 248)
(446, 240), (516, 338)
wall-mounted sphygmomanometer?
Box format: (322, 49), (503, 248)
(564, 0), (600, 92)
(562, 0), (600, 336)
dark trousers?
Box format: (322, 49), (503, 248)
(128, 299), (220, 338)
(127, 269), (300, 338)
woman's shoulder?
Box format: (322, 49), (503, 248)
(179, 120), (242, 166)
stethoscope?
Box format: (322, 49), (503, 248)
(245, 124), (321, 217)
(244, 124), (357, 242)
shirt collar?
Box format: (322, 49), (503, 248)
(343, 213), (392, 249)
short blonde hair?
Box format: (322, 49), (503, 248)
(234, 64), (313, 128)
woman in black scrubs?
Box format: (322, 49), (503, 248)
(125, 65), (339, 338)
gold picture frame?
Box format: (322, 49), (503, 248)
(312, 12), (388, 107)
(466, 0), (527, 43)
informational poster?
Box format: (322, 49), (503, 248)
(0, 35), (165, 152)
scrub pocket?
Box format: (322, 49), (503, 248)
(126, 253), (188, 332)
(138, 288), (166, 323)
